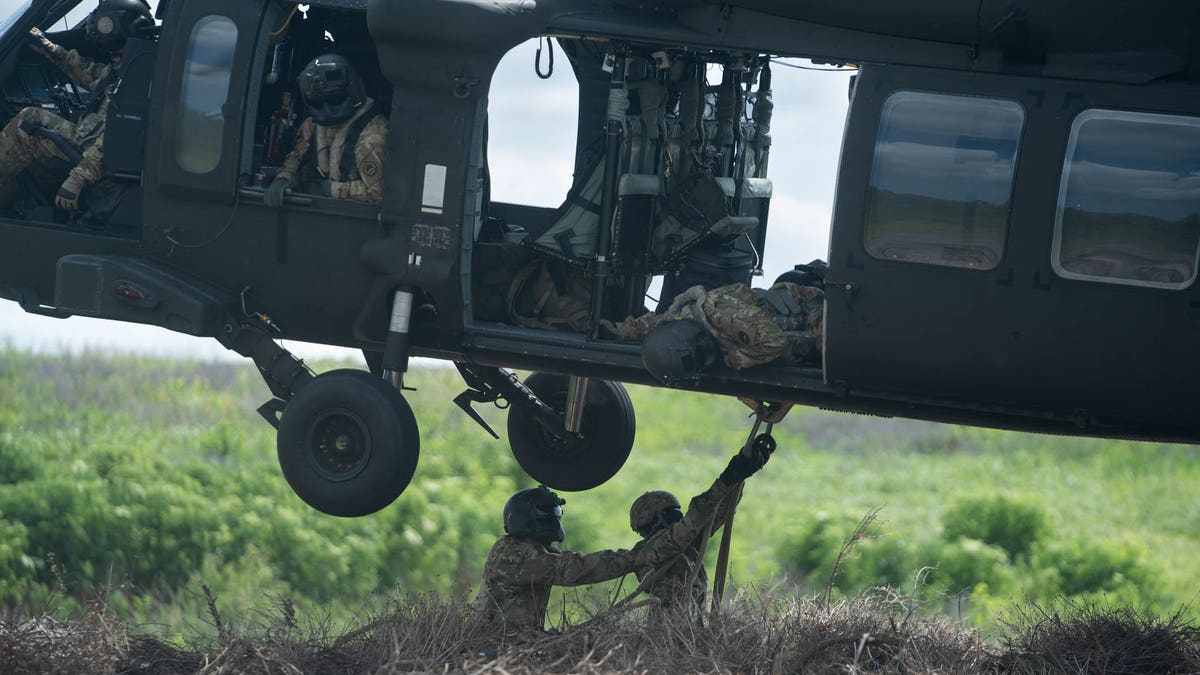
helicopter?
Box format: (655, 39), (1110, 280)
(1, 0), (1198, 517)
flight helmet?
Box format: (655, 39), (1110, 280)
(298, 54), (367, 126)
(86, 0), (153, 50)
(503, 485), (566, 544)
(630, 490), (682, 538)
(641, 318), (722, 385)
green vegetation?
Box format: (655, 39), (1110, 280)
(0, 348), (1196, 638)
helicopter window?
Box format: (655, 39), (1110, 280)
(0, 3), (31, 35)
(863, 91), (1023, 271)
(176, 15), (238, 175)
(1052, 109), (1200, 290)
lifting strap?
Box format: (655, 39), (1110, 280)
(337, 100), (379, 181)
(709, 401), (791, 615)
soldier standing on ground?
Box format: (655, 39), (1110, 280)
(473, 446), (773, 631)
(265, 54), (387, 206)
(0, 0), (154, 211)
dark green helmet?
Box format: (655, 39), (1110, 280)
(503, 485), (566, 544)
(298, 54), (367, 126)
(86, 0), (153, 49)
(641, 319), (721, 385)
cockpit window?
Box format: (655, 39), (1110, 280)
(864, 91), (1023, 270)
(176, 15), (238, 174)
(1052, 109), (1200, 290)
(0, 2), (32, 36)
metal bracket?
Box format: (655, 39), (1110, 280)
(453, 364), (570, 442)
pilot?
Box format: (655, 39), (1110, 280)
(265, 54), (387, 207)
(627, 434), (774, 620)
(0, 0), (154, 212)
(473, 447), (772, 631)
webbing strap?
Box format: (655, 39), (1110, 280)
(337, 101), (379, 181)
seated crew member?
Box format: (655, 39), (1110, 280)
(0, 0), (154, 212)
(265, 54), (387, 206)
(473, 445), (773, 631)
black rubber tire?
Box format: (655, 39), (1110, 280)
(506, 373), (636, 491)
(277, 369), (419, 517)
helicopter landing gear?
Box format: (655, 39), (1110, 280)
(276, 369), (420, 517)
(506, 372), (635, 491)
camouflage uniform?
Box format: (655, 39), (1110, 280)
(631, 479), (732, 616)
(472, 538), (637, 631)
(275, 100), (387, 203)
(473, 481), (730, 631)
(605, 282), (825, 369)
(0, 48), (114, 208)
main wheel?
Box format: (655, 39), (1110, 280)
(277, 369), (420, 517)
(507, 373), (635, 491)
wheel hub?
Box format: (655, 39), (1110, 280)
(310, 410), (372, 481)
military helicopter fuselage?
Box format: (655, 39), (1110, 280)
(1, 0), (1198, 516)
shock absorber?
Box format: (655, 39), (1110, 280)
(382, 288), (414, 389)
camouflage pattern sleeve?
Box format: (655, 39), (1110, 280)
(633, 479), (730, 569)
(331, 115), (387, 203)
(59, 50), (113, 91)
(275, 118), (314, 185)
(70, 131), (104, 184)
(602, 284), (710, 340)
(524, 543), (637, 586)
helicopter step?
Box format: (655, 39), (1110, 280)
(455, 364), (635, 491)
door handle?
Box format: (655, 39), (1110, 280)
(824, 279), (858, 308)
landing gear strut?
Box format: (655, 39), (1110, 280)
(228, 288), (423, 518)
(455, 365), (636, 491)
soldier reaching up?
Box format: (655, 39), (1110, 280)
(473, 444), (773, 631)
(628, 433), (775, 619)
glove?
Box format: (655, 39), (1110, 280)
(718, 433), (776, 486)
(264, 176), (290, 208)
(56, 172), (87, 211)
(28, 28), (63, 63)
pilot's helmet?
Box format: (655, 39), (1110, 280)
(298, 54), (367, 126)
(630, 490), (682, 537)
(86, 0), (153, 50)
(503, 485), (566, 545)
(641, 318), (722, 386)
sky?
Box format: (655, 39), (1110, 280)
(0, 0), (852, 362)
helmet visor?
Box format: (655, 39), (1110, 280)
(304, 67), (351, 101)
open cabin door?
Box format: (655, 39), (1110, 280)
(822, 64), (1200, 440)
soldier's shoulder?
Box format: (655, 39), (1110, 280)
(490, 536), (545, 562)
(363, 114), (388, 136)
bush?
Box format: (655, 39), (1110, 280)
(928, 538), (1014, 595)
(834, 535), (922, 592)
(777, 511), (865, 586)
(942, 494), (1046, 561)
(1031, 538), (1164, 601)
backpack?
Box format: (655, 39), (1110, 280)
(507, 259), (592, 332)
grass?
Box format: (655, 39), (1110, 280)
(3, 590), (1198, 674)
